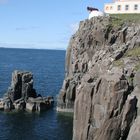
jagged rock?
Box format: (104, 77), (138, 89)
(126, 70), (140, 139)
(13, 98), (26, 110)
(92, 94), (137, 140)
(57, 77), (77, 112)
(6, 70), (37, 102)
(57, 16), (140, 140)
(73, 76), (137, 140)
(2, 70), (54, 112)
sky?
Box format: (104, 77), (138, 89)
(0, 0), (112, 50)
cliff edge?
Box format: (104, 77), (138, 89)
(57, 16), (140, 140)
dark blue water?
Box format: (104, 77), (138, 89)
(0, 48), (73, 140)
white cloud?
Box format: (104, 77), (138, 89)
(15, 26), (40, 31)
(0, 0), (8, 4)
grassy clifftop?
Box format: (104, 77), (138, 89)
(110, 14), (140, 26)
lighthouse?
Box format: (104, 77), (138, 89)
(87, 6), (104, 19)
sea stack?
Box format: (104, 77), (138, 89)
(0, 70), (54, 112)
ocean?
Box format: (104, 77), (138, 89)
(0, 48), (73, 140)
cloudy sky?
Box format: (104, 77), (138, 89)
(0, 0), (112, 50)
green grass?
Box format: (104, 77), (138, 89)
(125, 47), (140, 57)
(113, 47), (140, 70)
(110, 14), (140, 26)
(109, 14), (140, 70)
(113, 59), (124, 67)
(113, 58), (140, 71)
(134, 63), (140, 71)
(110, 17), (124, 27)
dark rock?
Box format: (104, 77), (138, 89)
(2, 70), (54, 112)
(13, 98), (26, 110)
(6, 70), (37, 102)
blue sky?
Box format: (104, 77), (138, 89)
(0, 0), (112, 50)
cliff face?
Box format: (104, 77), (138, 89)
(57, 16), (140, 140)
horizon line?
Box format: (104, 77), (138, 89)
(0, 46), (66, 51)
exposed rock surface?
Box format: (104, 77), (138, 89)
(0, 70), (54, 112)
(26, 96), (54, 112)
(7, 70), (37, 102)
(57, 16), (140, 139)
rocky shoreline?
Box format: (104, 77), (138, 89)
(0, 70), (54, 112)
(57, 16), (140, 140)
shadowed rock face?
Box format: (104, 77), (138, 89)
(57, 16), (140, 140)
(127, 71), (140, 140)
(7, 70), (37, 102)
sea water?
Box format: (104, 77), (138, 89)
(0, 48), (73, 140)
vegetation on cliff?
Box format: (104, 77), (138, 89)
(111, 14), (140, 25)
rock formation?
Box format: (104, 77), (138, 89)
(7, 70), (37, 102)
(57, 16), (140, 140)
(0, 70), (54, 112)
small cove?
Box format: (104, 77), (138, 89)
(0, 48), (73, 140)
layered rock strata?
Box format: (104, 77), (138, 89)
(0, 70), (54, 112)
(57, 16), (140, 140)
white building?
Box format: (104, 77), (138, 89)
(88, 11), (104, 19)
(87, 7), (104, 19)
(104, 0), (140, 14)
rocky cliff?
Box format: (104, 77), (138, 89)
(57, 16), (140, 140)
